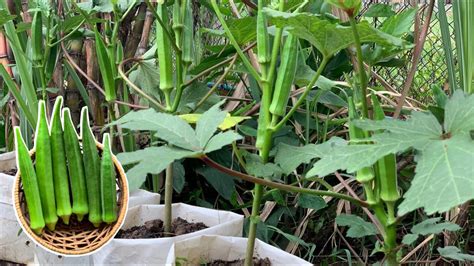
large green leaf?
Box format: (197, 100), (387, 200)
(117, 146), (198, 190)
(204, 131), (242, 153)
(195, 101), (227, 148)
(264, 9), (404, 57)
(398, 134), (474, 215)
(112, 109), (201, 151)
(297, 90), (474, 215)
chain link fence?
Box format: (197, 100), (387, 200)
(362, 0), (454, 102)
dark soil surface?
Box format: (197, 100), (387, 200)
(206, 258), (271, 266)
(0, 168), (17, 175)
(0, 260), (25, 266)
(116, 217), (207, 239)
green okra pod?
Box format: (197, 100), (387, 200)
(256, 8), (270, 64)
(269, 34), (299, 117)
(63, 108), (89, 222)
(95, 30), (116, 101)
(157, 3), (174, 92)
(35, 101), (58, 231)
(80, 107), (102, 227)
(348, 97), (374, 184)
(371, 94), (400, 203)
(100, 133), (117, 224)
(50, 97), (72, 224)
(181, 0), (194, 67)
(15, 127), (45, 235)
(31, 11), (43, 62)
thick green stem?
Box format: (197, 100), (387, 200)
(201, 156), (367, 207)
(164, 163), (173, 233)
(349, 16), (369, 118)
(383, 224), (398, 266)
(245, 183), (264, 266)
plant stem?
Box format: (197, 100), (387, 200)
(164, 163), (173, 233)
(349, 16), (369, 118)
(201, 156), (367, 207)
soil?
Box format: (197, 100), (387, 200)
(206, 258), (271, 266)
(115, 217), (207, 239)
(0, 260), (25, 266)
(0, 168), (17, 175)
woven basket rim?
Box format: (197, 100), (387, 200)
(12, 142), (129, 257)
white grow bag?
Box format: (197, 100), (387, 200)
(167, 235), (312, 265)
(92, 203), (244, 265)
(0, 173), (34, 264)
(32, 189), (161, 265)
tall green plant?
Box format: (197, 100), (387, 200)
(453, 0), (474, 94)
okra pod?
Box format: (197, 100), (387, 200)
(269, 34), (298, 117)
(371, 94), (400, 203)
(256, 8), (270, 64)
(15, 127), (45, 235)
(181, 0), (194, 66)
(95, 30), (116, 101)
(80, 107), (102, 227)
(348, 98), (374, 183)
(50, 97), (72, 224)
(31, 11), (43, 62)
(63, 108), (89, 221)
(156, 3), (174, 92)
(100, 133), (117, 224)
(35, 101), (58, 231)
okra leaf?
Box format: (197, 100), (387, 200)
(204, 131), (242, 153)
(128, 59), (161, 99)
(244, 152), (283, 180)
(397, 134), (474, 215)
(303, 90), (474, 216)
(275, 137), (345, 175)
(264, 9), (405, 57)
(335, 214), (377, 238)
(298, 194), (327, 212)
(112, 109), (201, 151)
(410, 217), (460, 236)
(195, 101), (227, 148)
(403, 217), (460, 245)
(117, 146), (199, 190)
(401, 234), (419, 245)
(172, 161), (186, 193)
(196, 167), (236, 200)
(438, 246), (474, 262)
(380, 8), (417, 37)
(180, 114), (250, 130)
(363, 4), (396, 17)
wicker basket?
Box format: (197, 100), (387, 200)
(12, 143), (129, 256)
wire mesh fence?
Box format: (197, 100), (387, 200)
(362, 0), (454, 103)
